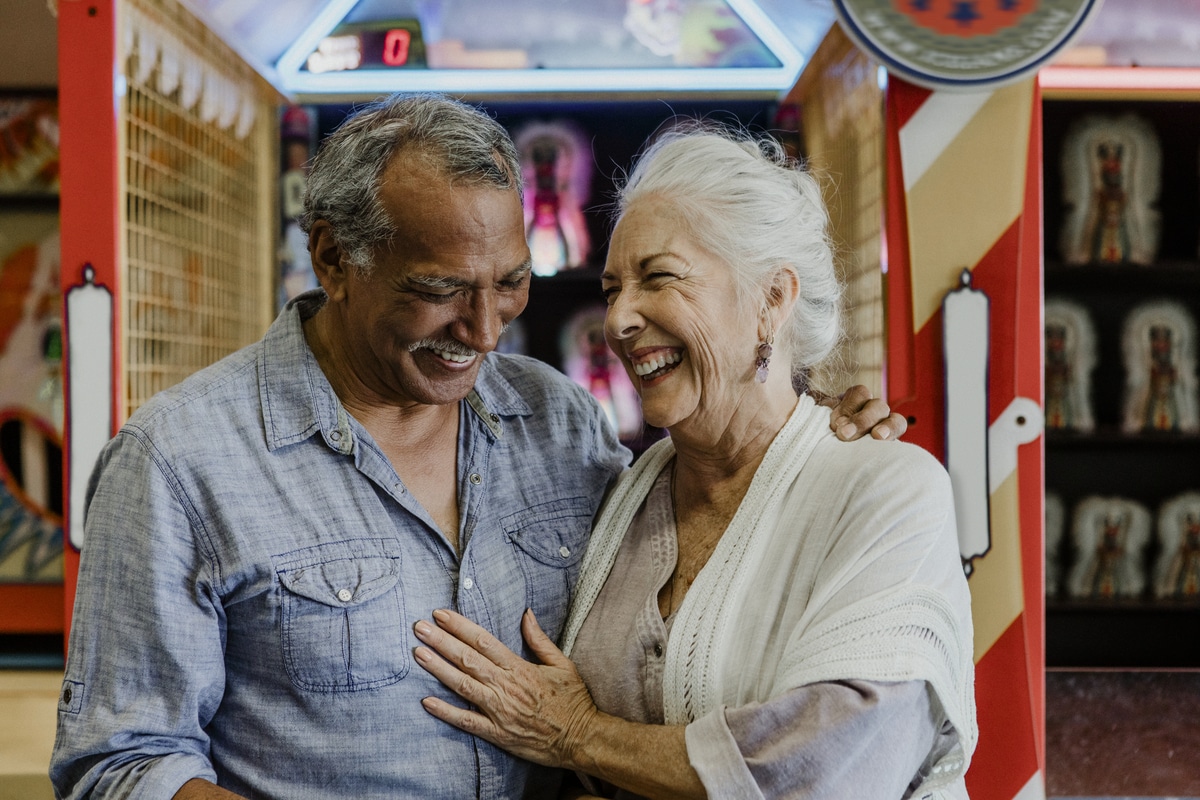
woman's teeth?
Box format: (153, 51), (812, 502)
(633, 351), (681, 377)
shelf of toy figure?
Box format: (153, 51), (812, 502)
(1045, 260), (1200, 293)
(1043, 101), (1200, 275)
(1039, 85), (1200, 668)
(1046, 600), (1200, 668)
(1044, 286), (1199, 440)
(1046, 429), (1200, 447)
(1045, 487), (1200, 668)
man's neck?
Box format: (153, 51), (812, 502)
(302, 309), (464, 551)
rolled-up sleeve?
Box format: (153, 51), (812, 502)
(51, 430), (225, 799)
(686, 680), (947, 800)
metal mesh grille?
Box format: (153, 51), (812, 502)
(121, 0), (274, 415)
(795, 29), (886, 398)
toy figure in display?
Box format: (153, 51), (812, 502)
(514, 121), (592, 276)
(1067, 496), (1151, 599)
(561, 306), (641, 442)
(1060, 113), (1161, 266)
(1121, 300), (1198, 434)
(1045, 492), (1065, 598)
(1044, 297), (1097, 432)
(1154, 491), (1200, 600)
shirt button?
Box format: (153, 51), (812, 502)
(62, 688), (72, 704)
(336, 588), (353, 602)
(654, 643), (663, 658)
(469, 473), (482, 485)
(490, 413), (499, 423)
(463, 577), (475, 590)
(559, 546), (571, 558)
(329, 430), (342, 442)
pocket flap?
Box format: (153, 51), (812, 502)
(501, 496), (592, 567)
(278, 548), (400, 608)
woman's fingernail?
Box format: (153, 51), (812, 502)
(876, 428), (891, 440)
(414, 620), (432, 637)
(838, 423), (855, 440)
(432, 609), (450, 623)
(414, 647), (432, 662)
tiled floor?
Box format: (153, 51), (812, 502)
(0, 670), (59, 800)
(1046, 670), (1200, 798)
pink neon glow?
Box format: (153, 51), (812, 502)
(1039, 67), (1200, 92)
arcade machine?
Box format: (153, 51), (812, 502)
(51, 1), (1198, 796)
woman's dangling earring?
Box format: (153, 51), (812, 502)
(755, 335), (773, 383)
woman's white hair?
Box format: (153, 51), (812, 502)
(614, 122), (843, 390)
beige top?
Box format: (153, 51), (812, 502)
(570, 465), (955, 799)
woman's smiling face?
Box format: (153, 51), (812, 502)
(601, 198), (759, 433)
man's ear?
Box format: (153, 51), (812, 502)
(309, 220), (350, 302)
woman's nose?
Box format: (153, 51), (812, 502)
(604, 291), (643, 341)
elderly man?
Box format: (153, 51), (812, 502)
(51, 93), (901, 799)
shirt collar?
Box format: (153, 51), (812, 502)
(259, 290), (532, 452)
(258, 290), (344, 453)
(469, 355), (533, 435)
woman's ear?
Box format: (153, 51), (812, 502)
(765, 265), (801, 328)
(309, 220), (350, 302)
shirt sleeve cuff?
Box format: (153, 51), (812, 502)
(684, 707), (764, 800)
(102, 754), (217, 800)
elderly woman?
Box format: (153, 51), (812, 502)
(413, 126), (976, 799)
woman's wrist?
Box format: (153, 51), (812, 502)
(558, 704), (604, 774)
(565, 714), (705, 800)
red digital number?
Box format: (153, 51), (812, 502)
(383, 29), (411, 66)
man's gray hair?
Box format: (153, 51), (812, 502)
(614, 123), (843, 390)
(300, 93), (523, 274)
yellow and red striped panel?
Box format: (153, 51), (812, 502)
(886, 76), (1046, 799)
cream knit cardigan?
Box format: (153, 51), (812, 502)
(562, 395), (977, 799)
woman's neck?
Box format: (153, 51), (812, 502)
(658, 382), (799, 617)
(668, 385), (798, 497)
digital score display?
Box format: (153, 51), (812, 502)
(303, 20), (427, 73)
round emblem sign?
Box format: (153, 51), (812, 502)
(832, 0), (1103, 90)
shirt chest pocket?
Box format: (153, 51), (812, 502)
(275, 539), (408, 693)
(501, 497), (592, 643)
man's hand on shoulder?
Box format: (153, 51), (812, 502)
(814, 384), (908, 442)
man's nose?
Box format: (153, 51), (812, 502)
(457, 291), (503, 352)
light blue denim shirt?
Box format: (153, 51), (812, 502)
(51, 291), (631, 799)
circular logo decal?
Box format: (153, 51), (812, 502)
(832, 0), (1103, 90)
